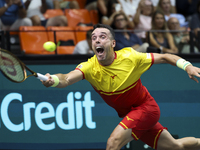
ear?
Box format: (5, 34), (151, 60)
(111, 40), (116, 48)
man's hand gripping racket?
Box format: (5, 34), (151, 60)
(0, 49), (48, 83)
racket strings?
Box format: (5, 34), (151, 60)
(0, 51), (25, 82)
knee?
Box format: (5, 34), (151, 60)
(21, 18), (32, 26)
(142, 42), (149, 52)
(158, 141), (184, 150)
(107, 136), (120, 150)
(169, 142), (183, 150)
(49, 16), (67, 26)
(59, 16), (68, 26)
(30, 15), (41, 26)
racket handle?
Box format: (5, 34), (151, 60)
(37, 73), (48, 81)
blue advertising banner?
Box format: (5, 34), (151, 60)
(0, 63), (200, 149)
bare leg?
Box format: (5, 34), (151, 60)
(69, 0), (80, 9)
(157, 129), (200, 150)
(106, 125), (134, 150)
(30, 15), (41, 26)
(177, 137), (200, 150)
(46, 16), (68, 27)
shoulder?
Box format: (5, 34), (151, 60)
(85, 55), (98, 67)
(117, 48), (151, 63)
(166, 32), (173, 38)
(117, 47), (139, 57)
(76, 55), (97, 72)
(117, 47), (134, 53)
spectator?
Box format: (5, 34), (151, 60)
(151, 0), (175, 12)
(97, 0), (107, 19)
(190, 0), (200, 50)
(85, 0), (97, 10)
(100, 0), (134, 28)
(133, 0), (154, 41)
(176, 0), (199, 22)
(148, 10), (178, 54)
(24, 0), (67, 27)
(156, 0), (188, 28)
(0, 0), (32, 30)
(118, 0), (140, 21)
(113, 12), (149, 52)
(100, 0), (119, 25)
(167, 17), (199, 54)
(73, 29), (94, 54)
(45, 0), (80, 9)
(190, 0), (200, 37)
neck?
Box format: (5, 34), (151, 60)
(99, 51), (115, 66)
(165, 11), (170, 16)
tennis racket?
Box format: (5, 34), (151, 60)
(0, 48), (48, 83)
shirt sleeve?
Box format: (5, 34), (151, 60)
(75, 57), (95, 80)
(130, 49), (154, 74)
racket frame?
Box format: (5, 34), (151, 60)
(0, 49), (40, 83)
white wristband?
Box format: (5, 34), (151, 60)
(159, 46), (163, 53)
(4, 3), (8, 8)
(51, 75), (59, 87)
(176, 58), (191, 71)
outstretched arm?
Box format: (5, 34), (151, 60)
(153, 53), (200, 83)
(41, 69), (83, 88)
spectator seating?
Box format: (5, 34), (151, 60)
(19, 26), (93, 55)
(76, 0), (87, 9)
(43, 9), (64, 19)
(47, 26), (77, 54)
(19, 26), (55, 55)
(75, 26), (93, 43)
(89, 10), (99, 25)
(18, 8), (100, 55)
(65, 9), (92, 27)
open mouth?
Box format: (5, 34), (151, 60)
(96, 47), (104, 54)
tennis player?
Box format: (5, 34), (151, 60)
(42, 24), (200, 150)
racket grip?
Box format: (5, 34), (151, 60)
(37, 73), (48, 81)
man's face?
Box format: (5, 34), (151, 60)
(168, 18), (180, 30)
(91, 28), (115, 63)
(161, 0), (171, 13)
(114, 15), (127, 29)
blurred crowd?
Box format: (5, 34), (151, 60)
(0, 0), (200, 55)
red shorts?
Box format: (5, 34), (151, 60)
(119, 97), (167, 149)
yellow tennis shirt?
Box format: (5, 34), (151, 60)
(76, 47), (154, 117)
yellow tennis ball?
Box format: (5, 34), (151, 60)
(43, 41), (56, 52)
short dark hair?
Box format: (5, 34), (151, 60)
(93, 24), (115, 39)
(114, 13), (128, 22)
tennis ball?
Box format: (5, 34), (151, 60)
(43, 41), (56, 52)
